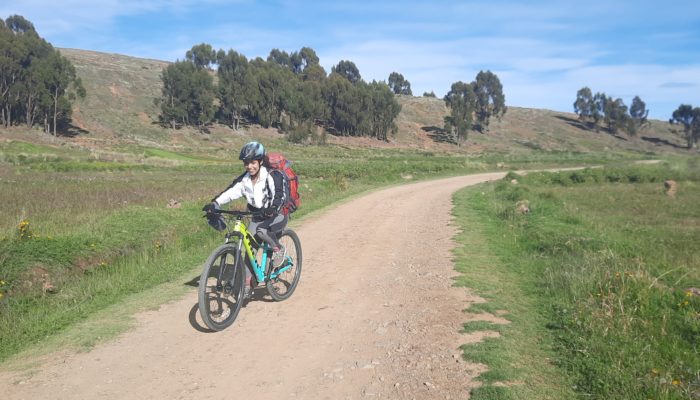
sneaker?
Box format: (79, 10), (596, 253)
(271, 246), (286, 269)
(243, 285), (251, 300)
(243, 273), (252, 299)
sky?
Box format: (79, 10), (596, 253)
(2, 0), (699, 120)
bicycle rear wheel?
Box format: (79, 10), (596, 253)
(198, 244), (245, 331)
(266, 229), (302, 301)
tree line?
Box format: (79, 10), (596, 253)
(573, 87), (649, 137)
(0, 15), (84, 135)
(574, 87), (700, 149)
(157, 43), (403, 141)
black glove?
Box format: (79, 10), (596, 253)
(202, 202), (218, 215)
(262, 207), (275, 218)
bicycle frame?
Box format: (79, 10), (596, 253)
(224, 216), (292, 284)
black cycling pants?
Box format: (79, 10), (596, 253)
(249, 213), (287, 249)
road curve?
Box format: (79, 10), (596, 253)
(2, 172), (508, 400)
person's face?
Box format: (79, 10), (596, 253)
(244, 159), (261, 176)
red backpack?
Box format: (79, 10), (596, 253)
(264, 152), (300, 215)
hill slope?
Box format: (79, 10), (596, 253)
(4, 48), (692, 155)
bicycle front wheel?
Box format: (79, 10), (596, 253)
(198, 244), (245, 331)
(266, 229), (302, 301)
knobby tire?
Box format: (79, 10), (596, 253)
(266, 229), (302, 301)
(198, 244), (245, 331)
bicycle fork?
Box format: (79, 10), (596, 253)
(215, 251), (235, 294)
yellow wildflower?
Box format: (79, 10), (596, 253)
(672, 379), (680, 386)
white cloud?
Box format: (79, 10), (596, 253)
(2, 0), (698, 119)
(0, 0), (242, 36)
(317, 36), (700, 119)
(508, 64), (700, 119)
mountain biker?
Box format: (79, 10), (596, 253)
(202, 141), (288, 271)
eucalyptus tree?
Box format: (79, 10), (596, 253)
(591, 92), (607, 132)
(332, 60), (361, 84)
(388, 72), (412, 95)
(298, 47), (320, 72)
(0, 15), (84, 133)
(322, 72), (358, 135)
(472, 70), (506, 132)
(366, 80), (401, 140)
(158, 61), (193, 128)
(302, 63), (327, 82)
(443, 81), (476, 144)
(267, 48), (292, 70)
(158, 59), (215, 130)
(602, 96), (629, 135)
(574, 87), (594, 123)
(186, 43), (217, 69)
(217, 49), (250, 129)
(0, 19), (21, 127)
(5, 15), (36, 34)
(669, 104), (700, 149)
(287, 75), (325, 129)
(248, 60), (294, 128)
(41, 50), (85, 135)
(628, 95), (649, 136)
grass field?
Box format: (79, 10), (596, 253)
(453, 161), (700, 399)
(2, 138), (646, 362)
(1, 47), (698, 394)
(1, 126), (697, 398)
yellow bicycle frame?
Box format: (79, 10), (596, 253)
(222, 213), (292, 283)
(226, 218), (270, 284)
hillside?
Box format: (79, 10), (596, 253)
(1, 49), (697, 400)
(1, 48), (692, 155)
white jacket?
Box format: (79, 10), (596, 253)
(214, 166), (277, 210)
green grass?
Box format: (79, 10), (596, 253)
(141, 147), (220, 162)
(453, 188), (576, 399)
(0, 139), (668, 364)
(453, 161), (700, 399)
(0, 144), (509, 362)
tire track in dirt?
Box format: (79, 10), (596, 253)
(1, 172), (507, 400)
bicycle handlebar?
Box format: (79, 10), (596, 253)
(210, 209), (264, 217)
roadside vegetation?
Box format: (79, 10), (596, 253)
(0, 137), (646, 362)
(2, 14), (699, 394)
(453, 160), (700, 399)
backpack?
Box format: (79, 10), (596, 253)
(264, 152), (300, 216)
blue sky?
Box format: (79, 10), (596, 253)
(3, 0), (699, 119)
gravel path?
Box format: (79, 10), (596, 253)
(1, 172), (507, 400)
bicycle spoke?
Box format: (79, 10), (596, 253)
(198, 245), (244, 331)
(266, 230), (302, 301)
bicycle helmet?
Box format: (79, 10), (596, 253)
(238, 141), (265, 162)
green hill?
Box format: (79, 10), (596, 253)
(0, 48), (691, 156)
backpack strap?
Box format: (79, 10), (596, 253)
(266, 169), (287, 212)
(212, 171), (247, 203)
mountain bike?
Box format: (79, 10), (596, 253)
(198, 209), (302, 331)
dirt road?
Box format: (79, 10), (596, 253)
(2, 172), (507, 399)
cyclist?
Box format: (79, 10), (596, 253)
(203, 141), (288, 270)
